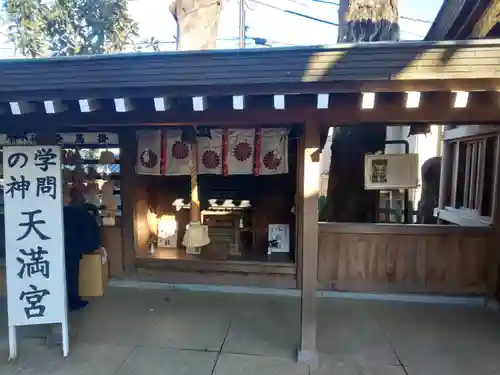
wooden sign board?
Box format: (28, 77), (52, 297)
(3, 146), (69, 359)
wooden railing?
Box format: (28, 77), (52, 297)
(318, 222), (494, 295)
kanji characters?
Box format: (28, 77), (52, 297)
(98, 133), (109, 144)
(7, 152), (28, 168)
(5, 175), (30, 199)
(17, 246), (50, 279)
(34, 148), (57, 172)
(19, 284), (50, 319)
(75, 134), (84, 144)
(17, 209), (51, 241)
(36, 176), (57, 200)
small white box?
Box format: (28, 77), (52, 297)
(268, 224), (290, 255)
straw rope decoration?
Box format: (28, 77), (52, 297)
(189, 142), (201, 222)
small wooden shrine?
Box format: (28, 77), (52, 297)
(0, 38), (498, 363)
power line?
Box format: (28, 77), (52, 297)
(249, 0), (339, 26)
(296, 0), (433, 24)
(249, 0), (425, 37)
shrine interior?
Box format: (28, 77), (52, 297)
(134, 125), (299, 264)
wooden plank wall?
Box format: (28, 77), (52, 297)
(318, 223), (494, 295)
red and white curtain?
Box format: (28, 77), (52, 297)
(136, 128), (289, 176)
(198, 129), (223, 175)
(255, 128), (288, 175)
(164, 129), (190, 176)
(226, 128), (255, 175)
(136, 130), (163, 175)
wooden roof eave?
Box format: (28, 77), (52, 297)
(0, 39), (499, 101)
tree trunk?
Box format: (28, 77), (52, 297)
(324, 0), (399, 222)
(417, 156), (441, 224)
(170, 0), (225, 51)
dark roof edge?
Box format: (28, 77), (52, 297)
(425, 0), (493, 41)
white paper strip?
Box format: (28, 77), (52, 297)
(0, 133), (119, 146)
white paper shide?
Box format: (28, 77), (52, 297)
(3, 146), (67, 328)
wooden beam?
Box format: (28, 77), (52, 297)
(425, 0), (472, 40)
(361, 92), (375, 109)
(405, 91), (421, 108)
(316, 94), (329, 109)
(232, 95), (245, 110)
(297, 120), (320, 368)
(453, 91), (469, 108)
(470, 0), (500, 38)
(114, 98), (134, 112)
(153, 97), (171, 111)
(273, 94), (285, 110)
(43, 100), (66, 114)
(78, 99), (99, 113)
(9, 101), (34, 115)
(0, 91), (499, 130)
(192, 96), (207, 111)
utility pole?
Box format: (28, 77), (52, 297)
(239, 0), (246, 48)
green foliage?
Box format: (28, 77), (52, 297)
(5, 0), (152, 57)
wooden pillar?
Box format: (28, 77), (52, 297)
(437, 125), (452, 223)
(119, 130), (138, 275)
(297, 121), (320, 368)
(488, 135), (500, 300)
(295, 136), (304, 288)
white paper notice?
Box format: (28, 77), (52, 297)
(3, 146), (67, 327)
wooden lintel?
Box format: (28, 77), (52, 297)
(0, 91), (498, 130)
(444, 125), (500, 141)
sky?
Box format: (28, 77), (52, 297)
(0, 0), (444, 56)
(128, 0), (444, 50)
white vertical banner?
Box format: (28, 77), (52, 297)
(164, 129), (190, 176)
(259, 128), (289, 175)
(136, 130), (163, 175)
(226, 128), (255, 175)
(3, 146), (69, 358)
(198, 129), (223, 175)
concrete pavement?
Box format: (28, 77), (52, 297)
(0, 287), (499, 374)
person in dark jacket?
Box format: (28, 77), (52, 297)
(63, 200), (101, 311)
